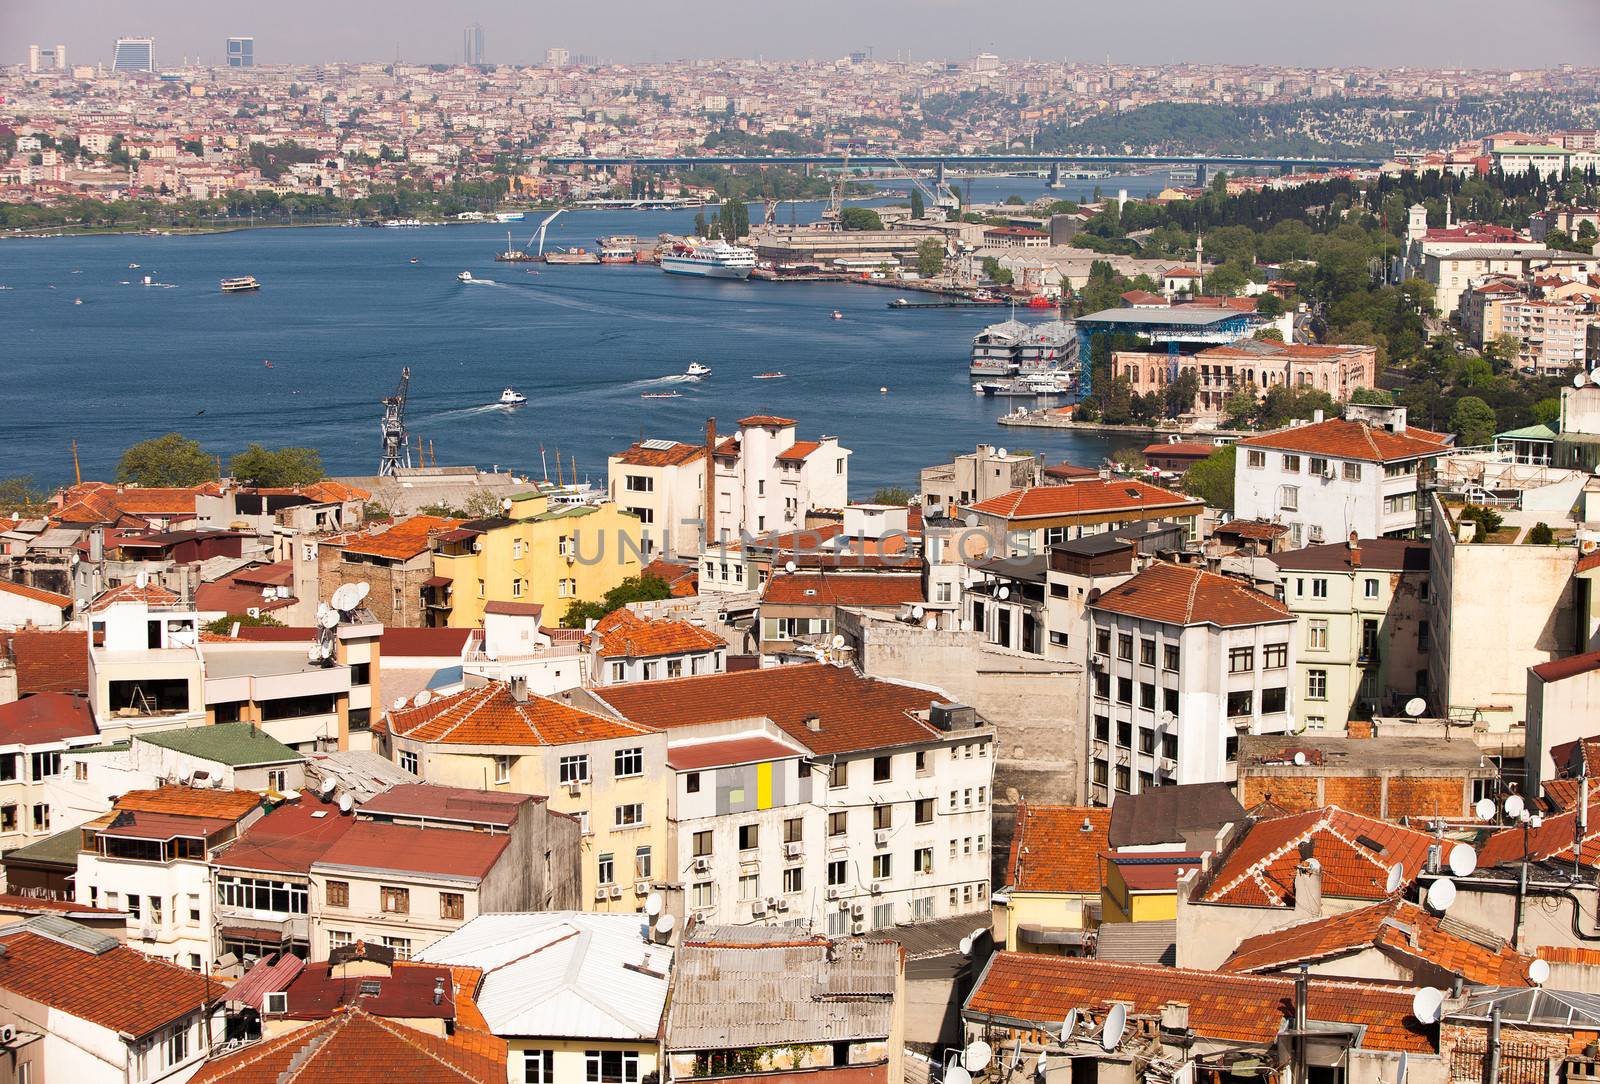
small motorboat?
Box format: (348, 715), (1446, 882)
(685, 362), (711, 377)
(890, 298), (910, 307)
(752, 372), (785, 380)
(641, 391), (682, 399)
(72, 297), (83, 305)
(458, 271), (474, 283)
(128, 262), (140, 269)
(409, 257), (420, 264)
(499, 387), (527, 405)
(830, 310), (844, 320)
(263, 360), (274, 368)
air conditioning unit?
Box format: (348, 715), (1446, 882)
(609, 885), (623, 900)
(595, 888), (610, 902)
(837, 899), (852, 911)
(1322, 467), (1337, 480)
(263, 992), (288, 1016)
(776, 899), (789, 912)
(874, 829), (890, 847)
(851, 903), (864, 918)
(826, 886), (841, 901)
(566, 782), (583, 796)
(851, 920), (865, 933)
(247, 607), (261, 619)
(784, 842), (803, 858)
(870, 882), (884, 896)
(751, 901), (768, 917)
(634, 880), (651, 896)
(0, 1024), (15, 1044)
(693, 857), (711, 873)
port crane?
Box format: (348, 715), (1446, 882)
(378, 367), (412, 478)
(824, 145), (852, 221)
(883, 151), (960, 218)
(529, 208), (565, 256)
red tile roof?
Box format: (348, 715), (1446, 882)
(1090, 561), (1291, 629)
(612, 441), (706, 467)
(337, 515), (463, 560)
(5, 629), (88, 695)
(115, 786), (266, 821)
(762, 572), (924, 608)
(966, 953), (1434, 1053)
(966, 480), (1199, 521)
(775, 441), (823, 462)
(1106, 850), (1204, 892)
(738, 415), (798, 427)
(1531, 650), (1600, 683)
(592, 663), (954, 755)
(0, 579), (72, 609)
(1236, 419), (1450, 463)
(358, 784), (532, 828)
(214, 792), (358, 875)
(1006, 804), (1111, 894)
(52, 481), (223, 523)
(0, 926), (223, 1038)
(313, 821), (509, 880)
(641, 557), (699, 597)
(0, 692), (97, 744)
(1221, 898), (1536, 986)
(280, 959), (462, 1021)
(383, 681), (656, 747)
(187, 1006), (505, 1084)
(1477, 798), (1600, 870)
(666, 735), (803, 770)
(88, 581), (182, 612)
(585, 608), (724, 659)
(1197, 806), (1437, 907)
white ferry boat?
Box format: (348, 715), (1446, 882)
(969, 319), (1028, 377)
(659, 239), (756, 280)
(685, 362), (712, 377)
(499, 388), (527, 405)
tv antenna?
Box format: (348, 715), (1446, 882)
(378, 367), (412, 477)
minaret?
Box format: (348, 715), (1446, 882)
(1195, 234), (1204, 269)
(1446, 197), (1454, 228)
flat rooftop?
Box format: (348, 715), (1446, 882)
(1237, 734), (1495, 774)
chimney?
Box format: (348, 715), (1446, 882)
(805, 715), (822, 732)
(704, 418), (717, 550)
(1347, 532), (1360, 567)
(1161, 1001), (1190, 1033)
(509, 674), (528, 703)
(89, 527), (104, 564)
(1313, 408), (1324, 424)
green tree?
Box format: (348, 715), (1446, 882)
(561, 575), (673, 627)
(1254, 327), (1285, 342)
(915, 237), (944, 278)
(1255, 292), (1287, 318)
(980, 256), (1013, 285)
(203, 612), (287, 634)
(871, 486), (915, 506)
(1204, 263), (1250, 297)
(1223, 387), (1261, 427)
(1532, 397), (1561, 427)
(1183, 445), (1236, 510)
(1112, 448), (1147, 472)
(0, 475), (47, 515)
(909, 189), (925, 220)
(1486, 333), (1523, 369)
(1528, 522), (1556, 545)
(1165, 369), (1200, 418)
(229, 444), (325, 487)
(116, 433), (215, 487)
(839, 207), (884, 231)
(1349, 387), (1393, 405)
(1450, 396), (1498, 448)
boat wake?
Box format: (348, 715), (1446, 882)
(618, 374), (695, 392)
(428, 403), (518, 420)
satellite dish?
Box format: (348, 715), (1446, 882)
(350, 582), (370, 605)
(330, 583), (363, 612)
(959, 936), (973, 956)
(912, 604), (925, 620)
(502, 497), (514, 511)
(644, 892), (663, 917)
(1474, 797), (1496, 822)
(1529, 958), (1551, 985)
(997, 448), (1008, 458)
(1447, 844), (1477, 877)
(946, 1068), (972, 1084)
(1425, 877), (1457, 912)
(1060, 1008), (1078, 1041)
(1411, 987), (1444, 1025)
(998, 586), (1010, 600)
(1576, 371), (1589, 388)
(1395, 1052), (1408, 1084)
(392, 696), (408, 710)
(1404, 697), (1427, 718)
(307, 645), (322, 663)
(319, 777), (337, 796)
(1035, 1053), (1049, 1078)
(1505, 794), (1526, 819)
(1385, 863), (1404, 894)
(337, 794), (355, 814)
(964, 513), (979, 528)
(784, 560), (797, 574)
(135, 569), (149, 589)
(1101, 1003), (1127, 1051)
(831, 634), (846, 649)
(924, 617), (938, 630)
(654, 912), (676, 935)
(413, 689), (432, 708)
(1293, 751), (1308, 767)
(964, 1043), (993, 1073)
(1530, 814), (1544, 829)
(319, 607), (340, 629)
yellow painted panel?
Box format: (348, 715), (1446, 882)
(757, 761), (773, 810)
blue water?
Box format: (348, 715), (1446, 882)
(0, 173), (1166, 495)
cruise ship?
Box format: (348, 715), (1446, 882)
(659, 239), (756, 280)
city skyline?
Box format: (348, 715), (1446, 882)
(6, 0), (1600, 69)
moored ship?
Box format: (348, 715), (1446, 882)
(969, 319), (1028, 377)
(659, 239), (756, 280)
(220, 276), (261, 293)
(597, 236), (640, 264)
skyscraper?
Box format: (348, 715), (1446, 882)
(545, 46), (570, 69)
(112, 37), (155, 72)
(463, 23), (485, 66)
(227, 37), (254, 68)
(27, 44), (67, 72)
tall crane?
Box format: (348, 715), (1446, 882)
(378, 367), (412, 478)
(884, 151), (959, 217)
(530, 208), (565, 256)
(825, 145), (852, 221)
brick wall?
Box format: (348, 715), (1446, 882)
(1238, 771), (1470, 819)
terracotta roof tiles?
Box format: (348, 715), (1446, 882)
(965, 480), (1200, 521)
(612, 441), (706, 468)
(385, 680), (656, 747)
(337, 515), (463, 561)
(738, 415), (798, 427)
(1090, 561), (1291, 628)
(313, 821), (509, 880)
(1006, 804), (1111, 894)
(88, 581), (182, 612)
(114, 786), (266, 822)
(0, 579), (72, 609)
(5, 629), (88, 695)
(1236, 419), (1450, 463)
(584, 608), (724, 659)
(762, 572), (924, 608)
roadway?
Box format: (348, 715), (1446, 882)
(544, 152), (1384, 169)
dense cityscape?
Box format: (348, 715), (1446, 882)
(3, 17), (1600, 1084)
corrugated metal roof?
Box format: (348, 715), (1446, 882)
(666, 933), (898, 1050)
(415, 913), (670, 1040)
(1094, 920), (1177, 966)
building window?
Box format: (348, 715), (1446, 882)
(1307, 669), (1328, 701)
(1311, 578), (1327, 598)
(738, 871), (759, 901)
(1115, 765), (1131, 792)
(494, 755), (513, 784)
(1117, 677), (1133, 704)
(382, 936), (411, 960)
(327, 929), (353, 951)
(615, 803), (644, 828)
(914, 847), (934, 874)
(783, 866), (803, 894)
(1228, 647), (1254, 673)
(1342, 462), (1362, 482)
(398, 750), (419, 775)
(1226, 690), (1253, 717)
(738, 823), (759, 850)
(1140, 638), (1156, 666)
(525, 1050), (556, 1084)
(559, 754), (590, 784)
(440, 892), (465, 920)
(915, 798), (934, 824)
(1118, 633), (1134, 660)
(826, 858), (848, 888)
(1279, 485), (1298, 512)
(1309, 457), (1328, 476)
(873, 755), (892, 782)
(167, 1023), (189, 1066)
(1282, 454), (1301, 472)
(828, 810), (847, 836)
(1306, 715), (1326, 731)
(1261, 687), (1287, 714)
(692, 882), (713, 908)
(872, 853), (892, 880)
(380, 886), (410, 914)
(693, 830), (712, 857)
(326, 881), (349, 908)
(1246, 450), (1265, 468)
(30, 805), (48, 832)
(598, 852), (617, 886)
(873, 804), (892, 831)
(1263, 643), (1288, 669)
(614, 747), (643, 778)
(1095, 629), (1110, 657)
(684, 771), (700, 794)
(511, 578), (524, 598)
(1419, 620), (1431, 651)
(1364, 577), (1381, 599)
(829, 761), (848, 788)
(1307, 620), (1328, 650)
(1163, 643), (1180, 670)
(586, 1050), (641, 1084)
(784, 817), (803, 844)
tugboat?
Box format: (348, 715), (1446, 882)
(498, 387), (527, 405)
(220, 276), (261, 293)
(685, 362), (712, 377)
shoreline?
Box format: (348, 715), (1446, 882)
(997, 411), (1250, 440)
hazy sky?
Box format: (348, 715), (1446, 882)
(5, 0), (1599, 70)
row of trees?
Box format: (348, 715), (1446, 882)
(113, 433), (324, 488)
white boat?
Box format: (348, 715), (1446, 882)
(499, 387), (527, 405)
(659, 239), (756, 280)
(830, 310), (844, 320)
(752, 372), (785, 380)
(458, 271), (474, 283)
(685, 362), (712, 377)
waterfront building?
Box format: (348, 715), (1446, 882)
(607, 439), (706, 559)
(226, 37), (254, 67)
(958, 480), (1202, 558)
(706, 416), (850, 545)
(920, 444), (1041, 520)
(112, 37), (156, 72)
(1113, 339), (1378, 419)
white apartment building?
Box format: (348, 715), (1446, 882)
(1086, 561), (1295, 803)
(1233, 408), (1451, 545)
(1268, 538), (1432, 728)
(1502, 299), (1595, 376)
(607, 439), (707, 558)
(592, 663), (996, 935)
(86, 583), (207, 739)
(0, 693), (100, 851)
(709, 416), (850, 543)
